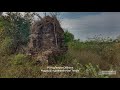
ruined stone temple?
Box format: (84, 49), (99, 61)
(27, 15), (67, 65)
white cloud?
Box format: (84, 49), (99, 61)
(61, 12), (120, 40)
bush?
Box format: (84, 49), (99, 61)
(64, 30), (74, 44)
(79, 63), (109, 78)
(11, 54), (28, 65)
(0, 37), (14, 55)
(0, 12), (34, 54)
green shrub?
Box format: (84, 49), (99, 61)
(78, 63), (109, 78)
(64, 30), (74, 44)
(0, 37), (14, 55)
(11, 54), (28, 65)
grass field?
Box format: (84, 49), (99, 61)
(0, 37), (120, 78)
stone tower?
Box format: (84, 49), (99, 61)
(28, 15), (67, 65)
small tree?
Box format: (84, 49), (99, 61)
(64, 30), (74, 44)
(0, 12), (35, 54)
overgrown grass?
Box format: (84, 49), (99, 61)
(0, 37), (120, 78)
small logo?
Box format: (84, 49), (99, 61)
(98, 70), (116, 75)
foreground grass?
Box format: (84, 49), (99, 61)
(0, 40), (120, 78)
(0, 55), (108, 78)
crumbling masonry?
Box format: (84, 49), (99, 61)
(27, 16), (67, 65)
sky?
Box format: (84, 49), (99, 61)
(57, 12), (120, 41)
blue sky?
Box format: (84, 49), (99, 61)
(38, 12), (120, 41)
(61, 12), (101, 19)
(60, 12), (120, 41)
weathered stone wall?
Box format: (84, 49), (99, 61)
(28, 16), (67, 65)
